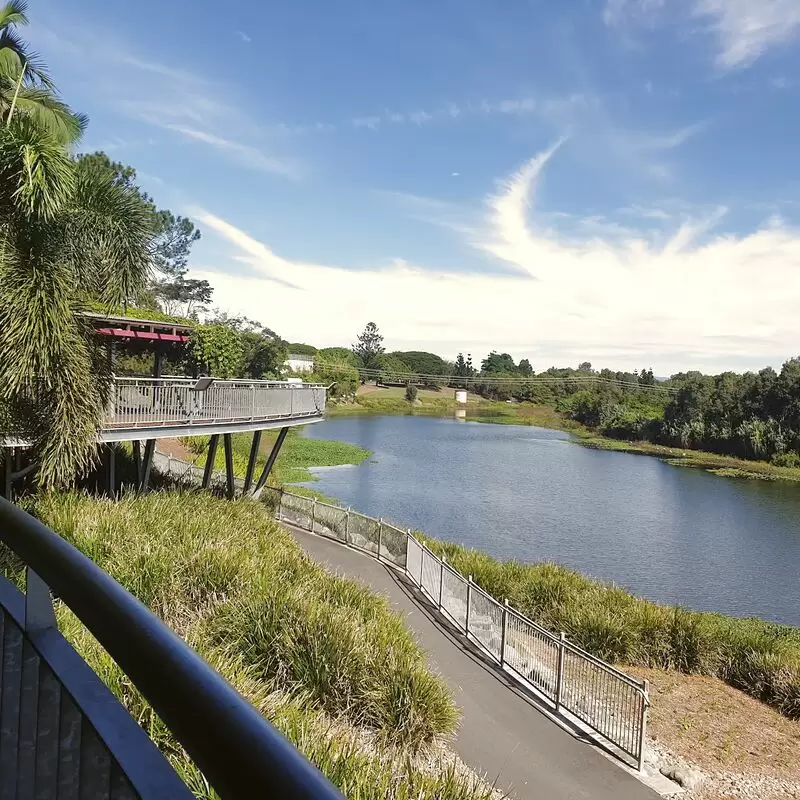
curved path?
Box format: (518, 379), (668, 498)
(287, 525), (662, 800)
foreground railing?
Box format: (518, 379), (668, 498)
(261, 488), (650, 771)
(108, 378), (326, 431)
(0, 497), (343, 799)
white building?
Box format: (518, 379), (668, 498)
(284, 354), (315, 373)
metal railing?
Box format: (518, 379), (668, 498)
(0, 496), (344, 799)
(108, 378), (326, 430)
(262, 487), (649, 771)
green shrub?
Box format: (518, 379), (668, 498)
(425, 537), (800, 720)
(771, 451), (800, 468)
(26, 493), (479, 798)
(405, 384), (418, 402)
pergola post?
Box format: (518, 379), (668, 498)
(202, 435), (220, 489)
(243, 430), (262, 494)
(223, 433), (235, 500)
(252, 427), (289, 496)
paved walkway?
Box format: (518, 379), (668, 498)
(288, 526), (661, 800)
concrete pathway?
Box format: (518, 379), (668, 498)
(288, 526), (662, 800)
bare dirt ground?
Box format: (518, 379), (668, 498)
(156, 437), (196, 462)
(629, 666), (800, 799)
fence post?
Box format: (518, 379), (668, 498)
(555, 632), (566, 713)
(345, 508), (351, 544)
(465, 575), (473, 635)
(278, 488), (284, 520)
(500, 599), (508, 667)
(637, 680), (649, 772)
(377, 518), (383, 561)
(311, 497), (316, 532)
(438, 557), (444, 609)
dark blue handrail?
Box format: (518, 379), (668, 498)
(0, 497), (344, 799)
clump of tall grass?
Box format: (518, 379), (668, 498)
(425, 539), (800, 719)
(57, 607), (491, 800)
(27, 492), (476, 797)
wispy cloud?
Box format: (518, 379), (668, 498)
(695, 0), (800, 69)
(189, 142), (800, 373)
(235, 30), (252, 43)
(605, 0), (800, 70)
(166, 126), (301, 178)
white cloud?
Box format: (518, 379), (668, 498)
(235, 30), (252, 43)
(188, 143), (800, 373)
(165, 126), (301, 178)
(694, 0), (800, 69)
(605, 0), (800, 70)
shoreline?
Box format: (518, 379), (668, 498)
(327, 396), (800, 484)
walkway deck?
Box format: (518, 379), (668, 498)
(288, 525), (661, 800)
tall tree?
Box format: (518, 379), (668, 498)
(518, 358), (533, 376)
(75, 152), (205, 316)
(352, 322), (384, 372)
(0, 17), (154, 486)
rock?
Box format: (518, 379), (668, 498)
(660, 766), (705, 791)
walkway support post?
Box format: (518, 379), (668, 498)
(202, 435), (220, 489)
(555, 631), (566, 714)
(140, 440), (155, 491)
(223, 433), (235, 500)
(2, 448), (12, 500)
(106, 444), (116, 498)
(377, 518), (383, 561)
(252, 427), (289, 496)
(243, 430), (262, 493)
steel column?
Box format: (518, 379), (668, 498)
(202, 435), (220, 489)
(223, 434), (235, 500)
(106, 445), (116, 497)
(252, 427), (288, 495)
(243, 430), (262, 493)
(140, 440), (155, 490)
(2, 448), (12, 500)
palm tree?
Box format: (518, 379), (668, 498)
(0, 1), (86, 143)
(0, 16), (154, 487)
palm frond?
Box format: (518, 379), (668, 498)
(9, 86), (86, 143)
(0, 115), (75, 220)
(0, 24), (52, 89)
(0, 0), (29, 29)
(67, 158), (155, 306)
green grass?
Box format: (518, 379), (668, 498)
(17, 492), (491, 800)
(574, 433), (800, 483)
(422, 538), (800, 720)
(330, 387), (800, 483)
(181, 429), (370, 486)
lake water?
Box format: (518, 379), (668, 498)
(302, 415), (800, 626)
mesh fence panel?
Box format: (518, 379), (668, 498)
(467, 584), (504, 661)
(279, 492), (314, 531)
(313, 502), (348, 542)
(420, 548), (441, 602)
(504, 611), (560, 698)
(379, 523), (407, 568)
(406, 537), (422, 585)
(440, 565), (468, 629)
(347, 513), (379, 555)
(561, 647), (645, 762)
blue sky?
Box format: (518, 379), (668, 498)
(29, 0), (800, 374)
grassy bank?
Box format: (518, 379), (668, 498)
(574, 433), (800, 482)
(181, 428), (370, 485)
(423, 538), (800, 720)
(331, 386), (800, 483)
(16, 492), (492, 799)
